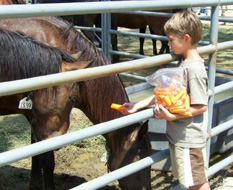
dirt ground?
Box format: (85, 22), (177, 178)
(0, 108), (233, 190)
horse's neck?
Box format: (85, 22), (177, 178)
(79, 74), (134, 151)
(0, 0), (25, 4)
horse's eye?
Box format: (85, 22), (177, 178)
(69, 96), (77, 103)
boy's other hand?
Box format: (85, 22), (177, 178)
(154, 104), (175, 121)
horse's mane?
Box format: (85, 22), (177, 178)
(52, 18), (133, 133)
(37, 16), (109, 68)
(59, 19), (110, 68)
(0, 28), (76, 81)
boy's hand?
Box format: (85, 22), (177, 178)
(122, 102), (138, 115)
(154, 104), (176, 121)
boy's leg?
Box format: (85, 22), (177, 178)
(189, 182), (210, 190)
(169, 143), (209, 189)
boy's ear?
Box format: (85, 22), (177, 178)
(184, 34), (192, 43)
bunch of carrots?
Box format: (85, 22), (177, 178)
(155, 83), (191, 116)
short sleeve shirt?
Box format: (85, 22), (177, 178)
(166, 59), (209, 148)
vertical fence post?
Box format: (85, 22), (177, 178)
(206, 5), (219, 163)
(101, 0), (111, 61)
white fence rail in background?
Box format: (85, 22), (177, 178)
(0, 1), (233, 190)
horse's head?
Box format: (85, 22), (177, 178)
(0, 27), (91, 141)
(107, 120), (152, 190)
(29, 53), (92, 141)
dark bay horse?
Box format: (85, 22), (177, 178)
(113, 10), (172, 56)
(0, 17), (152, 190)
(0, 27), (91, 188)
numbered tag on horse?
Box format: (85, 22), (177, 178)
(18, 97), (33, 110)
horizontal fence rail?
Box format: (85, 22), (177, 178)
(1, 42), (233, 97)
(0, 0), (233, 18)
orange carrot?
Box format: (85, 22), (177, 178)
(184, 95), (190, 109)
(170, 108), (186, 114)
(164, 96), (172, 106)
(111, 103), (124, 112)
(172, 90), (186, 104)
(174, 99), (183, 106)
(183, 111), (192, 116)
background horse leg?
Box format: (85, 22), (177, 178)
(139, 26), (146, 55)
(78, 14), (102, 47)
(111, 13), (120, 63)
(148, 26), (158, 55)
(158, 40), (169, 54)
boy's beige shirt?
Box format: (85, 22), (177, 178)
(166, 59), (209, 148)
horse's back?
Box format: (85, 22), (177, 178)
(0, 17), (70, 48)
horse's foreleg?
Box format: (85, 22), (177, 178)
(139, 27), (146, 55)
(29, 133), (43, 190)
(29, 133), (55, 190)
(29, 155), (43, 190)
(29, 152), (55, 190)
(42, 151), (55, 190)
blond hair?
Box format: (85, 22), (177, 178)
(164, 10), (202, 45)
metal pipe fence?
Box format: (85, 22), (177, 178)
(0, 0), (232, 18)
(0, 1), (233, 190)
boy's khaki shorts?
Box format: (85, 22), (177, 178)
(169, 143), (208, 188)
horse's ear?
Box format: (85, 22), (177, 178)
(61, 60), (92, 72)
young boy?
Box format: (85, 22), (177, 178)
(122, 11), (210, 190)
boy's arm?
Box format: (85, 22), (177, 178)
(155, 104), (207, 121)
(122, 95), (155, 114)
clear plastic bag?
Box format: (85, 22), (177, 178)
(146, 67), (191, 116)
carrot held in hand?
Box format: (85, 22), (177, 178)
(111, 103), (124, 112)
